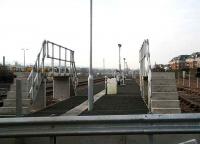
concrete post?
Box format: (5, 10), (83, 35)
(105, 76), (107, 95)
(16, 79), (22, 117)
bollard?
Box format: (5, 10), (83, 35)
(16, 79), (22, 117)
(105, 76), (107, 95)
(197, 77), (199, 89)
(15, 79), (23, 144)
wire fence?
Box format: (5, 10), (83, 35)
(175, 70), (200, 90)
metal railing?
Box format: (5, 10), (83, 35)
(139, 39), (152, 110)
(27, 40), (78, 104)
(0, 113), (200, 137)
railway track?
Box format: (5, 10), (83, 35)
(77, 78), (105, 87)
(46, 77), (105, 105)
(178, 87), (200, 113)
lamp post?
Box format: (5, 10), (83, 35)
(122, 58), (126, 85)
(125, 61), (128, 75)
(118, 44), (122, 73)
(88, 0), (93, 111)
(21, 49), (29, 71)
(123, 58), (126, 72)
(103, 58), (105, 75)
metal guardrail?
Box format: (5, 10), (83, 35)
(27, 40), (78, 103)
(139, 39), (152, 110)
(0, 113), (200, 137)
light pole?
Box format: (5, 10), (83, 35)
(118, 44), (122, 73)
(21, 49), (29, 71)
(88, 0), (93, 111)
(123, 58), (126, 72)
(126, 62), (128, 75)
(103, 58), (105, 75)
(122, 58), (126, 85)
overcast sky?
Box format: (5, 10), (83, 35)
(0, 0), (200, 69)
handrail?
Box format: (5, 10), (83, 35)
(0, 113), (200, 137)
(27, 40), (78, 104)
(139, 39), (151, 111)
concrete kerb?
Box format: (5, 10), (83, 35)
(62, 90), (105, 116)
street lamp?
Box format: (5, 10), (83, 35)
(88, 0), (93, 111)
(118, 44), (122, 73)
(126, 62), (128, 75)
(122, 58), (126, 85)
(21, 48), (29, 71)
(123, 58), (126, 72)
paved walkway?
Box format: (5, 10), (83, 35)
(27, 79), (148, 117)
(81, 79), (148, 115)
(26, 82), (105, 117)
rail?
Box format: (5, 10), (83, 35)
(139, 39), (151, 110)
(0, 113), (200, 137)
(27, 40), (78, 104)
(77, 78), (105, 87)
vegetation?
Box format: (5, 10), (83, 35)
(0, 65), (16, 83)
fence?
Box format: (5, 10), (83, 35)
(139, 39), (151, 110)
(27, 40), (78, 104)
(175, 70), (200, 90)
(0, 114), (200, 144)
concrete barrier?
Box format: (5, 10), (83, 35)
(53, 76), (71, 100)
(107, 78), (117, 94)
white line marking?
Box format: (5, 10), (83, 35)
(62, 90), (105, 116)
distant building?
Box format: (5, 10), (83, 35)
(169, 55), (189, 70)
(186, 52), (200, 69)
(152, 63), (170, 72)
(169, 52), (200, 70)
